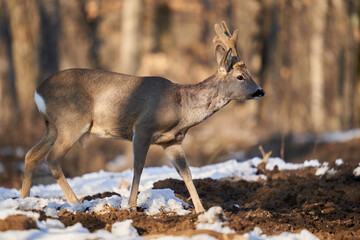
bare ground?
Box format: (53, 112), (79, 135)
(2, 160), (360, 240)
(1, 139), (360, 239)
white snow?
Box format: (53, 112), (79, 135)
(197, 206), (224, 224)
(196, 206), (234, 234)
(353, 164), (360, 177)
(319, 129), (360, 143)
(0, 209), (39, 220)
(245, 227), (319, 240)
(293, 128), (360, 144)
(264, 158), (336, 177)
(106, 155), (129, 171)
(265, 158), (321, 171)
(0, 157), (329, 239)
(315, 162), (329, 176)
(157, 235), (218, 240)
(314, 162), (336, 176)
(335, 159), (344, 166)
(111, 220), (139, 238)
(137, 188), (189, 215)
(0, 222), (138, 240)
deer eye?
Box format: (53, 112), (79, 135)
(237, 75), (244, 81)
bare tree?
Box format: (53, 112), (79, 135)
(58, 0), (92, 69)
(309, 0), (327, 132)
(120, 0), (142, 74)
(5, 0), (40, 134)
(0, 0), (359, 149)
(0, 0), (14, 136)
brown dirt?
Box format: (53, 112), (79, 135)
(58, 208), (198, 235)
(154, 163), (360, 240)
(0, 214), (38, 231)
(2, 162), (360, 239)
(2, 139), (360, 239)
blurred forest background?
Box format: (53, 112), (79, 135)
(0, 0), (359, 188)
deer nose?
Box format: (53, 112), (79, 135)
(252, 89), (265, 98)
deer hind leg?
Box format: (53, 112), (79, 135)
(163, 144), (205, 213)
(21, 129), (56, 198)
(45, 123), (91, 203)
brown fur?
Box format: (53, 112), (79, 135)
(21, 22), (264, 213)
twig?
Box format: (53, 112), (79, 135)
(259, 145), (272, 164)
(257, 145), (272, 172)
(280, 133), (285, 160)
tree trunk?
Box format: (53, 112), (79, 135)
(58, 0), (92, 69)
(0, 0), (15, 136)
(120, 0), (142, 75)
(5, 0), (40, 135)
(95, 0), (123, 72)
(309, 0), (327, 133)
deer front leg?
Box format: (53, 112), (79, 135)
(163, 144), (205, 213)
(128, 129), (151, 211)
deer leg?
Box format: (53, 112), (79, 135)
(45, 136), (79, 203)
(163, 144), (205, 213)
(128, 129), (151, 210)
(21, 131), (55, 198)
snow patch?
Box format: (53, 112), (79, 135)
(315, 162), (329, 176)
(353, 164), (360, 177)
(0, 209), (39, 220)
(0, 158), (330, 239)
(265, 158), (320, 171)
(262, 158), (335, 176)
(196, 206), (234, 234)
(197, 206), (224, 224)
(111, 220), (139, 237)
(314, 162), (336, 176)
(192, 158), (265, 181)
(245, 227), (319, 240)
(106, 155), (128, 171)
(319, 129), (360, 143)
(335, 159), (344, 166)
(37, 218), (65, 230)
(138, 188), (189, 215)
(157, 235), (218, 240)
(294, 128), (360, 144)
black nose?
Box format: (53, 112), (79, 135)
(252, 89), (265, 98)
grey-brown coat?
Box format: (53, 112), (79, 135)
(21, 22), (264, 213)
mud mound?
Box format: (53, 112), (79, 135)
(0, 215), (38, 231)
(80, 191), (121, 202)
(58, 208), (198, 235)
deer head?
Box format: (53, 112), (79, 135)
(213, 21), (265, 101)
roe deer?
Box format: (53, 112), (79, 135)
(21, 21), (264, 213)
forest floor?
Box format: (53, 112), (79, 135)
(1, 137), (360, 239)
(1, 161), (359, 239)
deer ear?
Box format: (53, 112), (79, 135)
(215, 45), (226, 65)
(219, 48), (233, 73)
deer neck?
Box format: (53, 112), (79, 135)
(180, 74), (230, 125)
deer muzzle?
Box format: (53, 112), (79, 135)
(251, 89), (265, 99)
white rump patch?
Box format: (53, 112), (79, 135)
(34, 91), (47, 114)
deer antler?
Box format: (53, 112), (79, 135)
(213, 21), (239, 61)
